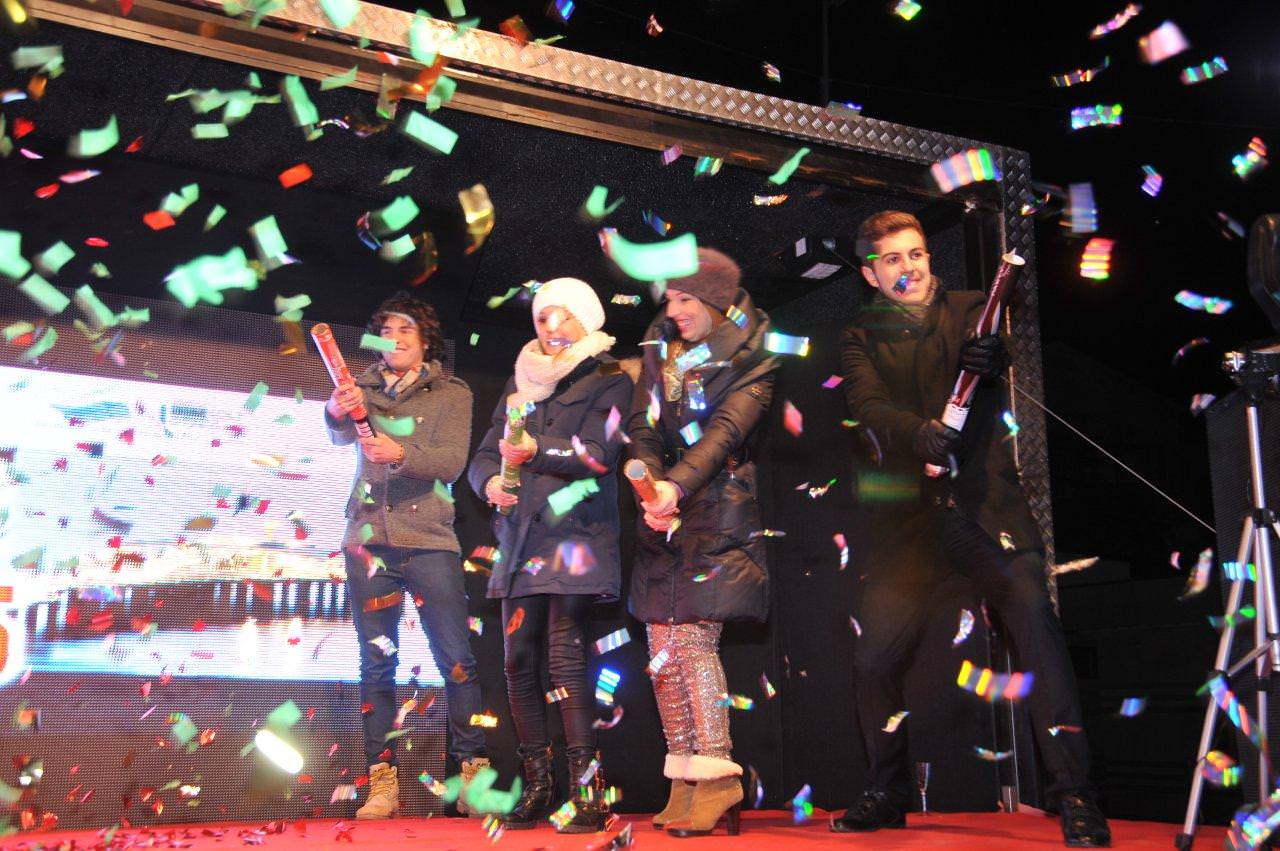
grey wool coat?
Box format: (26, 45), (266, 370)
(324, 360), (472, 554)
(467, 354), (633, 600)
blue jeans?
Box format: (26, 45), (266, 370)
(346, 546), (487, 766)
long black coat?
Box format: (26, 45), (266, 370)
(838, 288), (1042, 584)
(627, 289), (779, 624)
(468, 354), (633, 600)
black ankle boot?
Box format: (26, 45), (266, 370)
(502, 746), (557, 830)
(1059, 790), (1111, 847)
(557, 749), (610, 834)
(829, 788), (907, 833)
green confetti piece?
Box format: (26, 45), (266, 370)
(161, 184), (201, 216)
(274, 414), (294, 425)
(547, 478), (600, 517)
(469, 332), (479, 345)
(166, 247), (257, 308)
(67, 115), (120, 158)
(444, 0), (465, 16)
(320, 66), (358, 91)
(266, 699), (301, 730)
(222, 0), (244, 16)
(604, 231), (699, 282)
(433, 479), (454, 504)
(20, 326), (55, 362)
(409, 12), (436, 64)
(280, 75), (318, 128)
(0, 231), (32, 279)
(12, 546), (42, 570)
(360, 522), (374, 543)
(3, 322), (34, 343)
(381, 166), (415, 185)
(533, 34), (565, 45)
(0, 779), (20, 806)
(75, 285), (118, 328)
(212, 484), (232, 499)
(379, 233), (417, 261)
(400, 110), (457, 155)
(244, 380), (269, 411)
(320, 0), (358, 27)
(370, 195), (420, 234)
(11, 45), (62, 71)
(0, 116), (12, 159)
(295, 388), (305, 404)
(372, 414), (416, 436)
(20, 274), (69, 314)
(768, 146), (811, 186)
(274, 293), (311, 321)
(90, 262), (111, 278)
(203, 205), (227, 232)
(191, 123), (229, 139)
(170, 713), (198, 744)
(583, 185), (625, 220)
(451, 16), (479, 37)
(249, 215), (289, 265)
(384, 728), (411, 741)
(34, 241), (74, 275)
(246, 71), (263, 89)
(360, 333), (397, 353)
(425, 75), (457, 111)
(143, 369), (160, 380)
(115, 307), (150, 327)
(248, 0), (285, 27)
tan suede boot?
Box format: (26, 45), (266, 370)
(653, 755), (695, 830)
(356, 763), (399, 819)
(666, 756), (744, 838)
(457, 756), (491, 817)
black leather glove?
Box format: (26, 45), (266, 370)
(958, 334), (1008, 379)
(913, 419), (961, 465)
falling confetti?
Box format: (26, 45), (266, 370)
(1140, 165), (1163, 197)
(1070, 104), (1122, 130)
(1138, 20), (1189, 64)
(974, 747), (1013, 761)
(782, 400), (803, 436)
(1172, 336), (1211, 364)
(645, 13), (662, 36)
(1175, 290), (1232, 314)
(882, 710), (909, 732)
(956, 659), (1034, 702)
(952, 609), (975, 646)
(1089, 3), (1140, 38)
(1065, 182), (1098, 234)
(890, 0), (921, 21)
(592, 627), (631, 655)
(930, 148), (1001, 193)
(1181, 56), (1228, 85)
(1191, 394), (1216, 415)
(1079, 238), (1114, 281)
(1050, 56), (1111, 87)
(1117, 697), (1147, 717)
(1233, 137), (1268, 180)
(833, 533), (849, 570)
(761, 62), (781, 83)
(1178, 548), (1214, 600)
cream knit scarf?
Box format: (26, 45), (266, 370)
(513, 330), (615, 402)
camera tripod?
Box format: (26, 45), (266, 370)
(1177, 344), (1280, 849)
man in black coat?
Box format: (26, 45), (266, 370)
(832, 211), (1109, 848)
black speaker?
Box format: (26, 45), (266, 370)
(1206, 390), (1280, 803)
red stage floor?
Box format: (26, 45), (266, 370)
(0, 810), (1227, 850)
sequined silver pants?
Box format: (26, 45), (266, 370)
(646, 622), (731, 760)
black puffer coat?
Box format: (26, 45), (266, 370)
(626, 289), (778, 624)
(468, 355), (633, 600)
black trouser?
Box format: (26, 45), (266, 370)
(853, 510), (1091, 805)
(502, 594), (597, 756)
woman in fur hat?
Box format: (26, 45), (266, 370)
(626, 248), (779, 837)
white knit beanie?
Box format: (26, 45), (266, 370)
(531, 277), (606, 333)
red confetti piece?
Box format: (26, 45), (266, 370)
(360, 702), (374, 714)
(118, 428), (134, 444)
(143, 210), (176, 231)
(107, 535), (121, 548)
(353, 775), (369, 788)
(125, 136), (144, 153)
(278, 163), (313, 188)
(13, 117), (33, 138)
(85, 237), (109, 247)
(306, 707), (316, 721)
(65, 606), (81, 626)
(89, 610), (114, 631)
(119, 0), (133, 14)
(505, 606), (525, 636)
(450, 662), (469, 683)
(35, 182), (59, 199)
(192, 618), (206, 631)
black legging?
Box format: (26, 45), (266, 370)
(502, 594), (597, 755)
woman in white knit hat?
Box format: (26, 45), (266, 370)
(468, 277), (633, 833)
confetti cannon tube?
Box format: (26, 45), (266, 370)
(498, 396), (531, 517)
(925, 252), (1025, 478)
(624, 459), (660, 503)
(311, 323), (376, 439)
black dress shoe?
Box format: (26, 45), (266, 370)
(1060, 791), (1111, 847)
(829, 789), (907, 833)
